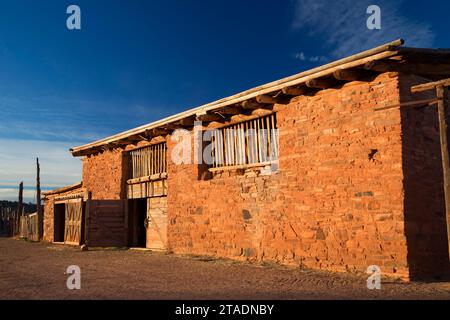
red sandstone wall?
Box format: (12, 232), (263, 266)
(82, 149), (127, 200)
(167, 73), (410, 278)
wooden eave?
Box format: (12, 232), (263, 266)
(42, 182), (83, 198)
(70, 39), (450, 157)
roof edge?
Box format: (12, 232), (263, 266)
(42, 182), (83, 197)
(70, 38), (405, 156)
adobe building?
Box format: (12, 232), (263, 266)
(43, 39), (450, 280)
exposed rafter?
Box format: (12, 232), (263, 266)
(282, 86), (307, 96)
(306, 78), (341, 89)
(241, 99), (263, 110)
(333, 69), (374, 81)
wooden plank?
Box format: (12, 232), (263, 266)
(209, 161), (277, 172)
(282, 86), (307, 96)
(374, 98), (438, 111)
(306, 78), (340, 89)
(333, 69), (373, 81)
(256, 94), (278, 104)
(436, 85), (450, 260)
(412, 78), (450, 93)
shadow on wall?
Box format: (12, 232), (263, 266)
(400, 75), (450, 281)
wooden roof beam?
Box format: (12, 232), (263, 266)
(333, 69), (375, 81)
(306, 77), (341, 89)
(282, 86), (307, 96)
(178, 117), (196, 126)
(411, 78), (450, 93)
(216, 106), (245, 115)
(256, 93), (291, 105)
(196, 113), (224, 122)
(365, 60), (450, 77)
(151, 128), (171, 136)
(241, 99), (271, 110)
(365, 60), (403, 73)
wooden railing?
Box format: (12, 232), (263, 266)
(209, 114), (279, 169)
(129, 143), (167, 179)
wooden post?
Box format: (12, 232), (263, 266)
(36, 158), (43, 240)
(437, 86), (450, 259)
(84, 191), (91, 247)
(18, 182), (23, 217)
(17, 182), (23, 236)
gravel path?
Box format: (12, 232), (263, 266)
(0, 238), (449, 300)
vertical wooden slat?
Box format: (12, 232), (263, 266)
(257, 118), (262, 163)
(272, 114), (279, 160)
(212, 131), (217, 167)
(233, 125), (237, 165)
(150, 147), (153, 175)
(266, 116), (272, 161)
(224, 128), (229, 166)
(218, 130), (223, 167)
(245, 121), (249, 164)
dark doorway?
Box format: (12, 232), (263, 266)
(54, 204), (65, 242)
(128, 199), (147, 248)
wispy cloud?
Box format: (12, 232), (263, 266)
(294, 52), (328, 63)
(0, 138), (82, 202)
(0, 95), (174, 143)
(292, 0), (435, 58)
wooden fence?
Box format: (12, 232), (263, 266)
(20, 213), (39, 242)
(0, 209), (20, 237)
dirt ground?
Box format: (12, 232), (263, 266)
(0, 238), (449, 300)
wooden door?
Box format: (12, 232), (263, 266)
(146, 197), (168, 250)
(64, 200), (83, 245)
(87, 200), (128, 247)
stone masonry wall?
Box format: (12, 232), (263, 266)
(167, 72), (411, 278)
(82, 149), (127, 200)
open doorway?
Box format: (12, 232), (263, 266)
(128, 198), (147, 248)
(54, 203), (65, 242)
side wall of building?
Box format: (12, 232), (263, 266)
(83, 149), (128, 200)
(167, 73), (410, 278)
(398, 74), (450, 279)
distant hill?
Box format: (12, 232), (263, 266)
(0, 201), (36, 214)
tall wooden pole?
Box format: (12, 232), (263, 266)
(36, 158), (43, 239)
(18, 182), (23, 217)
(18, 182), (23, 236)
(436, 85), (450, 259)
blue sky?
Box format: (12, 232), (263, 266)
(0, 0), (449, 202)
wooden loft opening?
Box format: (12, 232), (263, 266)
(127, 142), (168, 184)
(126, 142), (168, 199)
(208, 113), (279, 172)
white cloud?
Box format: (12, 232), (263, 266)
(0, 188), (36, 203)
(0, 138), (82, 202)
(292, 0), (435, 58)
(295, 52), (328, 63)
(295, 52), (306, 60)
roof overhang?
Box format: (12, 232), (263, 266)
(70, 39), (450, 157)
(42, 182), (83, 197)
